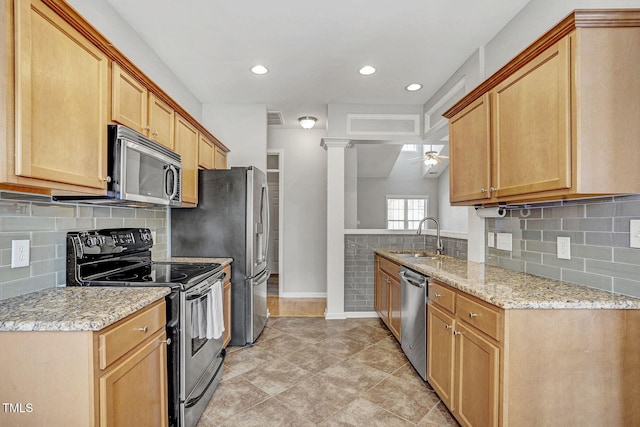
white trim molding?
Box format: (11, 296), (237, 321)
(424, 78), (466, 133)
(346, 113), (420, 136)
(345, 311), (379, 319)
(279, 292), (327, 298)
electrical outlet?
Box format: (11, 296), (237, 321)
(487, 232), (495, 248)
(557, 236), (571, 260)
(11, 240), (30, 268)
(151, 230), (157, 245)
(496, 233), (512, 251)
(631, 220), (640, 249)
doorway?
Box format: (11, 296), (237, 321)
(266, 150), (283, 297)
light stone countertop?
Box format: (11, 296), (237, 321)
(0, 287), (170, 332)
(376, 249), (640, 310)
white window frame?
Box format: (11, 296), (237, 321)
(386, 195), (429, 230)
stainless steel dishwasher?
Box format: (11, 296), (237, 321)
(400, 267), (429, 381)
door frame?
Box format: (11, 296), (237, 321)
(266, 149), (284, 295)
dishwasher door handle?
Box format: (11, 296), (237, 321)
(399, 271), (427, 288)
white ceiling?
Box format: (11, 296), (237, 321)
(106, 0), (531, 129)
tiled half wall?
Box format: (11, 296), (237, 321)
(344, 233), (468, 312)
(487, 194), (640, 298)
(0, 191), (168, 300)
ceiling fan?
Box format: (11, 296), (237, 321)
(409, 144), (449, 166)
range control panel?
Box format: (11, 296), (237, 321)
(67, 228), (154, 258)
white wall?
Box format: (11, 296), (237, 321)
(202, 105), (268, 171)
(344, 146), (358, 229)
(357, 150), (439, 229)
(267, 128), (328, 295)
(66, 0), (203, 120)
(437, 167), (469, 233)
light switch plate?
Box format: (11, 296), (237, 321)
(11, 240), (30, 268)
(496, 233), (512, 251)
(631, 220), (640, 249)
(557, 236), (571, 260)
(487, 232), (495, 248)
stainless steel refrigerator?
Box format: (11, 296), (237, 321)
(171, 167), (270, 345)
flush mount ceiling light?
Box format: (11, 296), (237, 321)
(359, 65), (376, 76)
(406, 83), (423, 92)
(298, 116), (317, 129)
(250, 64), (269, 75)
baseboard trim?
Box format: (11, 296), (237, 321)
(344, 311), (379, 319)
(278, 292), (327, 298)
(324, 311), (348, 320)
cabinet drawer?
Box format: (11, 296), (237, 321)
(98, 300), (166, 369)
(379, 257), (401, 280)
(429, 281), (455, 313)
(456, 294), (502, 341)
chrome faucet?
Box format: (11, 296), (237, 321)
(416, 217), (443, 255)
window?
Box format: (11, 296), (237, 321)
(401, 144), (418, 152)
(386, 196), (428, 230)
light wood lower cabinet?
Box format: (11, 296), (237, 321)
(222, 264), (232, 348)
(374, 255), (401, 340)
(0, 300), (168, 427)
(427, 279), (640, 426)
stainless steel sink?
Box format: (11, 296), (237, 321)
(391, 251), (439, 260)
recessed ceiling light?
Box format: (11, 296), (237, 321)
(250, 65), (269, 75)
(406, 83), (423, 92)
(359, 65), (376, 76)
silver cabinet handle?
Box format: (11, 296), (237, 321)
(135, 326), (148, 333)
(143, 126), (151, 131)
(434, 293), (442, 298)
(490, 187), (497, 193)
(468, 312), (478, 318)
(102, 176), (112, 183)
(445, 324), (452, 330)
(480, 188), (487, 193)
(159, 338), (172, 345)
(453, 331), (462, 336)
(152, 131), (158, 136)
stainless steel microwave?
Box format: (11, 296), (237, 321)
(54, 125), (182, 207)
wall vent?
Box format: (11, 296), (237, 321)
(267, 111), (284, 126)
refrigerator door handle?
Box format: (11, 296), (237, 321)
(252, 268), (270, 285)
(262, 183), (270, 266)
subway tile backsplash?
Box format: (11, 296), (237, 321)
(0, 191), (168, 300)
(487, 194), (640, 298)
(344, 233), (468, 312)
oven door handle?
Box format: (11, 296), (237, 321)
(184, 349), (226, 409)
(185, 271), (227, 301)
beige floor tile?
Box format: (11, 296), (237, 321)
(283, 342), (348, 373)
(222, 345), (277, 381)
(417, 401), (460, 426)
(343, 324), (393, 345)
(362, 375), (441, 423)
(202, 376), (270, 422)
(349, 342), (410, 374)
(319, 398), (414, 427)
(253, 332), (315, 354)
(243, 358), (310, 395)
(391, 362), (434, 391)
(218, 398), (316, 427)
(318, 358), (390, 395)
(275, 375), (357, 423)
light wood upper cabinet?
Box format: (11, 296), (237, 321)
(111, 62), (148, 134)
(214, 145), (228, 169)
(449, 94), (491, 203)
(445, 11), (640, 205)
(12, 0), (108, 192)
(174, 114), (199, 205)
(198, 134), (215, 169)
(148, 93), (175, 150)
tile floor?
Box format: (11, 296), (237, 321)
(196, 317), (459, 426)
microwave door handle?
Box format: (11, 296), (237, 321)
(167, 164), (178, 200)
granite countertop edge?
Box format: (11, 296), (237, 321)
(0, 287), (171, 332)
(376, 249), (640, 310)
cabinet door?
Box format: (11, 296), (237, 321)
(449, 94), (492, 203)
(492, 37), (571, 198)
(379, 274), (390, 326)
(214, 146), (228, 169)
(174, 114), (199, 204)
(198, 134), (215, 169)
(15, 0), (108, 189)
(223, 280), (231, 347)
(455, 322), (500, 427)
(389, 277), (401, 339)
(427, 304), (455, 409)
(148, 93), (175, 150)
(112, 62), (148, 133)
(99, 330), (168, 427)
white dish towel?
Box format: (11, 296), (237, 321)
(191, 279), (225, 340)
